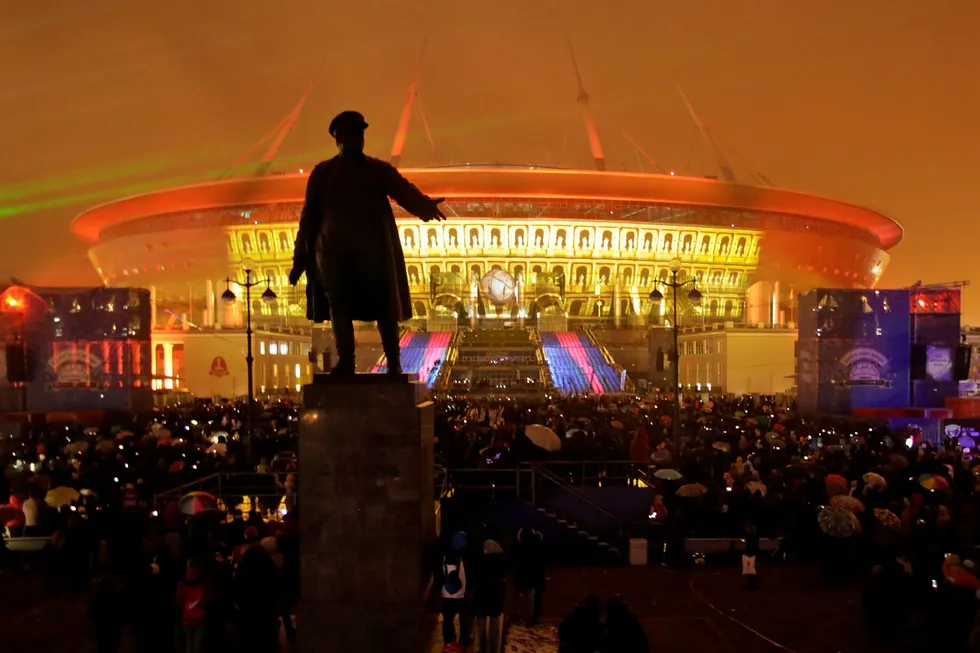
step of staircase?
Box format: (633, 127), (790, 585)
(534, 506), (622, 563)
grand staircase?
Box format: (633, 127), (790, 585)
(539, 331), (624, 394)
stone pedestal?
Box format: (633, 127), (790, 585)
(298, 374), (435, 652)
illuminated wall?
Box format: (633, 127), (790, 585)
(85, 196), (891, 332)
(676, 324), (797, 395)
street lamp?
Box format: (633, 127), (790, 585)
(222, 264), (277, 461)
(649, 258), (702, 448)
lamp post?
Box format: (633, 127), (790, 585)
(222, 265), (277, 463)
(649, 258), (702, 449)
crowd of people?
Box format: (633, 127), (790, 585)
(3, 392), (980, 650)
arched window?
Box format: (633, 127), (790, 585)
(490, 228), (502, 248)
(575, 265), (589, 285)
(470, 264), (481, 279)
(736, 237), (747, 256)
(662, 233), (673, 253)
(729, 272), (739, 285)
(450, 264), (461, 274)
(579, 230), (591, 249)
(534, 229), (545, 248)
(639, 268), (650, 286)
(599, 266), (611, 285)
(513, 264), (524, 280)
(718, 237), (730, 254)
(532, 265), (543, 275)
(681, 234), (693, 254)
(427, 228), (438, 248)
(241, 234), (253, 254)
(555, 229), (567, 248)
(404, 228), (416, 248)
(448, 228), (459, 247)
(258, 232), (270, 253)
(278, 232), (291, 252)
(413, 301), (427, 318)
(643, 233), (654, 251)
(601, 230), (613, 250)
(407, 265), (420, 286)
(625, 232), (636, 251)
(469, 228), (480, 247)
(514, 229), (526, 247)
(700, 235), (711, 254)
(709, 299), (719, 316)
(429, 264), (441, 275)
(622, 268), (633, 285)
(724, 300), (734, 316)
(658, 268), (669, 282)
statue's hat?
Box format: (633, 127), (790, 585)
(329, 110), (369, 137)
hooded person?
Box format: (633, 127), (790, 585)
(473, 530), (507, 653)
(514, 527), (546, 626)
(289, 110), (446, 375)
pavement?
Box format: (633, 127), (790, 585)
(424, 562), (877, 653)
(4, 562), (881, 653)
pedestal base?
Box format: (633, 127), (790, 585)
(298, 374), (435, 652)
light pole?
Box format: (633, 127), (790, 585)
(649, 258), (702, 449)
(222, 265), (277, 462)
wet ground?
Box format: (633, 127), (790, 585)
(2, 563), (894, 653)
(425, 563), (879, 653)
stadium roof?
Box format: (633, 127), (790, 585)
(72, 167), (903, 249)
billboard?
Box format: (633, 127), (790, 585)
(20, 287), (153, 413)
(911, 307), (962, 407)
(797, 289), (912, 414)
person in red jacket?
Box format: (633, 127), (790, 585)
(175, 558), (213, 653)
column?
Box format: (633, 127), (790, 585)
(299, 376), (435, 652)
(613, 279), (622, 328)
(150, 285), (157, 329)
(206, 279), (215, 328)
(162, 343), (174, 390)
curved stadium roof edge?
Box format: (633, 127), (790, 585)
(72, 167), (903, 249)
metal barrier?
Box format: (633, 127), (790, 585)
(153, 472), (294, 513)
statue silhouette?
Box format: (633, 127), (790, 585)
(289, 111), (445, 375)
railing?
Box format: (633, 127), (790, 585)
(153, 472), (292, 512)
(583, 326), (634, 392)
(535, 467), (618, 523)
(442, 461), (652, 500)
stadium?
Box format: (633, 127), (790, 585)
(69, 164), (901, 395)
(68, 67), (903, 398)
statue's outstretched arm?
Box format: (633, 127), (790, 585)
(382, 162), (445, 222)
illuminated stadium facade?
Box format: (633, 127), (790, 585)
(70, 166), (902, 395)
(68, 64), (903, 396)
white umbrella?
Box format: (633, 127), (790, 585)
(525, 424), (561, 452)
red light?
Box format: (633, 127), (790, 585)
(918, 299), (927, 308)
(3, 296), (21, 309)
